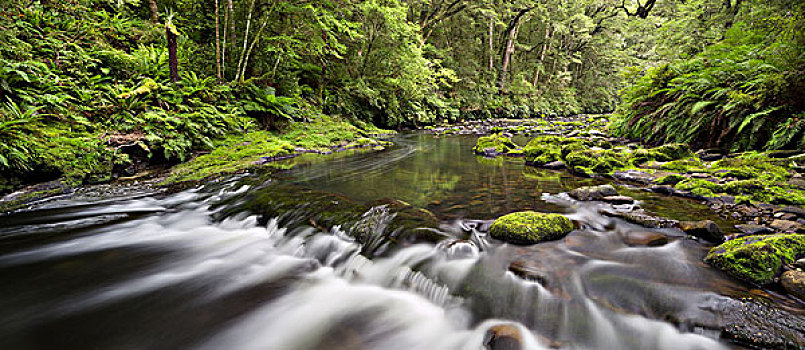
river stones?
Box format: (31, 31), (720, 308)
(705, 234), (805, 285)
(678, 220), (724, 243)
(569, 184), (618, 201)
(489, 211), (574, 245)
(781, 270), (805, 300)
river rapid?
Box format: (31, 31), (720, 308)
(1, 133), (802, 349)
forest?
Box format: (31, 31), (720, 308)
(1, 1), (805, 349)
(0, 0), (802, 191)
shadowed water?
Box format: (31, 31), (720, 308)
(0, 133), (801, 349)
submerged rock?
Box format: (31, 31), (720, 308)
(569, 184), (618, 201)
(781, 270), (805, 300)
(678, 220), (724, 243)
(623, 231), (669, 247)
(705, 234), (805, 285)
(489, 211), (574, 245)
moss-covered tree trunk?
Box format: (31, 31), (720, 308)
(166, 20), (179, 82)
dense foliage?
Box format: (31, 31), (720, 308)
(0, 0), (803, 192)
(611, 0), (805, 151)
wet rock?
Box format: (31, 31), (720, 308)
(569, 184), (618, 201)
(612, 170), (657, 184)
(623, 232), (669, 247)
(781, 270), (805, 300)
(705, 234), (805, 285)
(770, 219), (805, 233)
(735, 224), (773, 236)
(719, 297), (805, 349)
(600, 209), (679, 228)
(602, 195), (634, 205)
(508, 260), (549, 286)
(795, 258), (805, 270)
(542, 161), (566, 170)
(489, 211), (574, 245)
(678, 220), (724, 243)
(484, 324), (522, 350)
(776, 206), (805, 219)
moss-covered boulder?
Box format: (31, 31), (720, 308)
(522, 136), (589, 166)
(705, 234), (805, 285)
(474, 134), (518, 155)
(489, 211), (574, 244)
(565, 149), (630, 175)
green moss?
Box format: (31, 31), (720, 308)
(565, 149), (629, 174)
(660, 157), (706, 173)
(675, 178), (721, 197)
(705, 234), (805, 285)
(165, 117), (388, 184)
(489, 211), (574, 245)
(473, 134), (518, 154)
(712, 153), (791, 183)
(655, 174), (686, 185)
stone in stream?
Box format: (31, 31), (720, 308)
(678, 220), (724, 243)
(796, 258), (805, 270)
(508, 260), (550, 286)
(705, 234), (805, 285)
(735, 224), (773, 236)
(623, 231), (669, 247)
(770, 219), (805, 233)
(612, 170), (658, 184)
(542, 161), (566, 170)
(717, 297), (805, 349)
(483, 324), (522, 350)
(602, 195), (634, 205)
(781, 270), (805, 300)
(600, 208), (679, 229)
(569, 184), (618, 201)
(489, 211), (574, 245)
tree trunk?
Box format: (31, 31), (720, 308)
(215, 0), (221, 81)
(488, 14), (494, 71)
(235, 0), (256, 82)
(499, 22), (521, 93)
(149, 0), (158, 23)
(498, 7), (533, 94)
(166, 21), (179, 82)
(532, 26), (551, 87)
(222, 0), (229, 79)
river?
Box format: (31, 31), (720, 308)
(0, 133), (800, 349)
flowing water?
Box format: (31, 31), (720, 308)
(0, 133), (800, 349)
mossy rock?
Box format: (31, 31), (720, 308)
(565, 149), (629, 175)
(489, 211), (574, 245)
(705, 234), (805, 285)
(474, 134), (518, 155)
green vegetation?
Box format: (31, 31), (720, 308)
(611, 1), (805, 152)
(489, 211), (574, 244)
(166, 117), (391, 183)
(705, 234), (805, 285)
